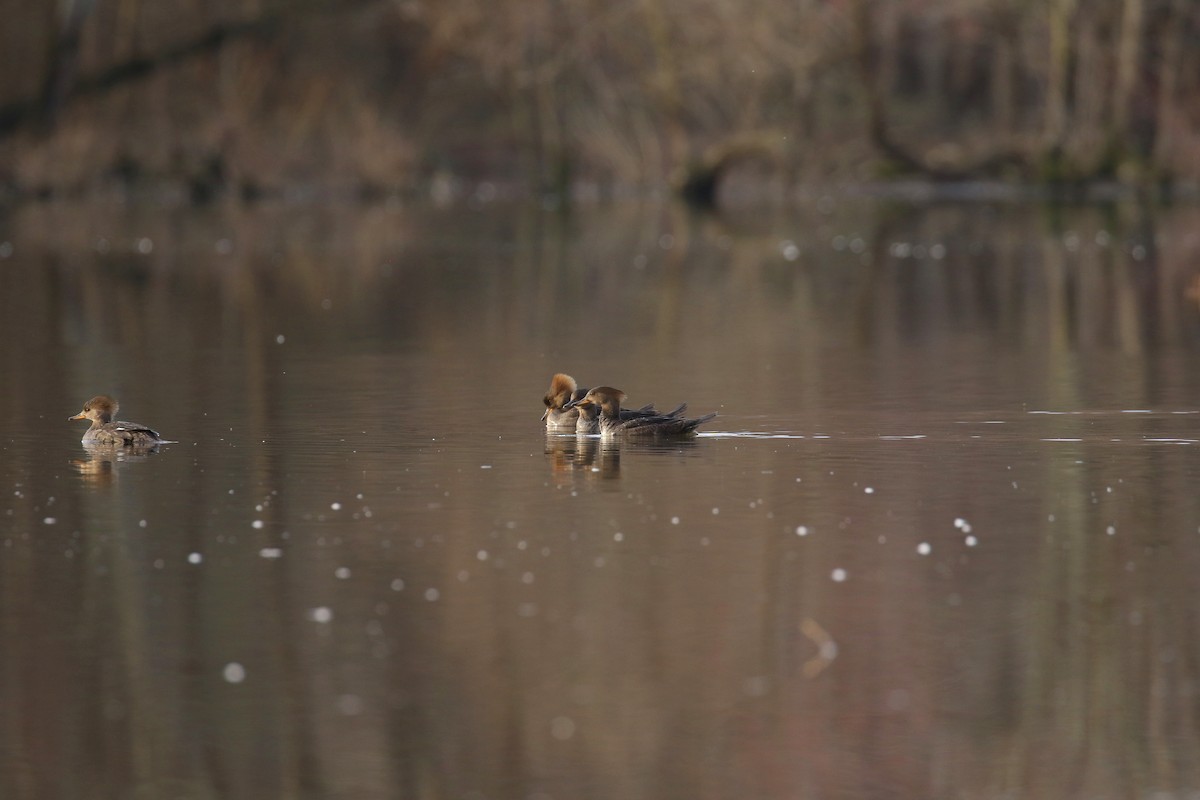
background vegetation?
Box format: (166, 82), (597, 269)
(3, 0), (1199, 202)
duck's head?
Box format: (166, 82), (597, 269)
(69, 395), (119, 424)
(568, 386), (626, 416)
(542, 373), (579, 418)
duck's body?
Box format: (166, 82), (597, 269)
(567, 387), (715, 438)
(69, 395), (165, 447)
(575, 399), (688, 434)
(542, 373), (662, 430)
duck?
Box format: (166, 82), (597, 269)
(68, 395), (165, 446)
(574, 396), (688, 434)
(541, 373), (662, 429)
(566, 387), (715, 438)
(543, 373), (588, 428)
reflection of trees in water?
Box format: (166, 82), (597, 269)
(4, 201), (1200, 796)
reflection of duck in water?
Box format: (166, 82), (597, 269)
(566, 387), (716, 438)
(68, 395), (165, 447)
(541, 373), (664, 430)
(544, 432), (621, 479)
(71, 441), (161, 484)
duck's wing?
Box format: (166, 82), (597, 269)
(112, 420), (162, 442)
(621, 411), (716, 437)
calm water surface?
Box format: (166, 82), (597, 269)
(4, 199), (1200, 799)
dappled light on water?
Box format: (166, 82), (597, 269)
(3, 199), (1200, 798)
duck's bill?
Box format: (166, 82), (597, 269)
(68, 412), (86, 421)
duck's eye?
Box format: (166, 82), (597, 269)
(543, 396), (552, 407)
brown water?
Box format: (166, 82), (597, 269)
(3, 197), (1200, 799)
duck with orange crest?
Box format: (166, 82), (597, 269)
(541, 373), (671, 430)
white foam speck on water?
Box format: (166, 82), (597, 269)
(259, 547), (283, 559)
(965, 536), (978, 547)
(795, 525), (809, 536)
(187, 552), (203, 564)
(550, 716), (576, 740)
(1106, 525), (1117, 535)
(42, 517), (55, 525)
(308, 607), (333, 623)
(424, 588), (440, 601)
(334, 567), (351, 579)
(917, 542), (931, 555)
(222, 663), (246, 683)
(330, 502), (342, 511)
(1120, 409), (1154, 414)
(251, 520), (264, 529)
(879, 434), (926, 440)
(1042, 438), (1083, 442)
(671, 516), (680, 525)
(831, 568), (847, 582)
(864, 487), (874, 494)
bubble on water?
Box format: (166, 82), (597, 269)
(795, 525), (809, 536)
(712, 507), (720, 515)
(259, 547), (283, 559)
(550, 716), (576, 740)
(42, 517), (56, 525)
(476, 549), (489, 561)
(275, 334), (286, 344)
(864, 487), (874, 494)
(138, 520), (147, 528)
(613, 532), (624, 542)
(335, 567), (351, 579)
(965, 536), (978, 547)
(330, 502), (342, 511)
(424, 588), (440, 601)
(916, 542), (931, 556)
(308, 606), (333, 623)
(671, 516), (680, 525)
(337, 694), (363, 715)
(187, 552), (203, 564)
(831, 568), (848, 582)
(222, 663), (246, 683)
(1106, 525), (1116, 536)
(251, 520), (264, 529)
(390, 578), (405, 591)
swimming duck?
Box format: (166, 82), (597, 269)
(575, 397), (688, 434)
(543, 373), (588, 428)
(68, 395), (165, 446)
(541, 373), (661, 429)
(566, 387), (715, 438)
